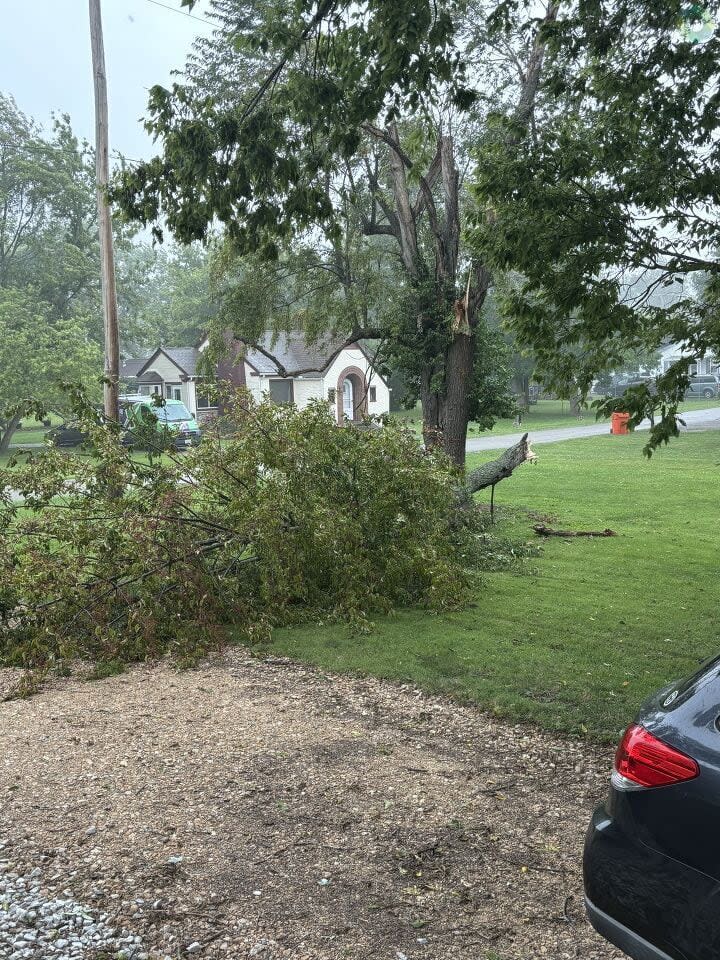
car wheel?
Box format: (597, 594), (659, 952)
(703, 388), (715, 399)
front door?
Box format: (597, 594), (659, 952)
(343, 378), (354, 420)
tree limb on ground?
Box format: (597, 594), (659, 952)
(533, 524), (617, 538)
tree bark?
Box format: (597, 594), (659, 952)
(384, 123), (420, 277)
(0, 415), (21, 455)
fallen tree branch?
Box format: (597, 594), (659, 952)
(465, 434), (537, 496)
(533, 524), (617, 538)
(457, 434), (537, 519)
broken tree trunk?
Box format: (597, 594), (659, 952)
(457, 433), (537, 519)
(465, 433), (537, 495)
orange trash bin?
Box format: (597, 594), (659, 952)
(610, 412), (631, 435)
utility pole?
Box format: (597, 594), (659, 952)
(89, 0), (120, 424)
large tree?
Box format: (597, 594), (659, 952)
(114, 0), (558, 467)
(0, 95), (99, 318)
(471, 0), (720, 451)
(116, 241), (215, 351)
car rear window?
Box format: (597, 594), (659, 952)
(662, 653), (720, 710)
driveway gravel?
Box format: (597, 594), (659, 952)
(0, 650), (623, 959)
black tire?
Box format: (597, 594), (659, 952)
(703, 388), (715, 399)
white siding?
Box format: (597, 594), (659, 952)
(146, 353), (186, 383)
(290, 377), (324, 408)
(184, 380), (197, 414)
(245, 364), (264, 403)
(323, 346), (391, 421)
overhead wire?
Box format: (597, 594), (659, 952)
(141, 0), (214, 26)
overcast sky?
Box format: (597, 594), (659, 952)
(0, 0), (214, 159)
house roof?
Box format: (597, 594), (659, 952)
(245, 332), (352, 376)
(164, 347), (201, 376)
(137, 346), (201, 378)
(136, 370), (162, 384)
(120, 358), (147, 379)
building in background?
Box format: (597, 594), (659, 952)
(121, 332), (390, 424)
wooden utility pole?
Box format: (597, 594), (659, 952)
(89, 0), (120, 423)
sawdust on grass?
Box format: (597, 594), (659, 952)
(0, 650), (623, 959)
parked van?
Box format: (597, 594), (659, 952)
(122, 397), (202, 449)
(685, 374), (720, 399)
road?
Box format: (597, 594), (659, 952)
(466, 405), (720, 452)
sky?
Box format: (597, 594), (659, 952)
(0, 0), (214, 159)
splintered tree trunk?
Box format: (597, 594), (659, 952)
(462, 432), (537, 499)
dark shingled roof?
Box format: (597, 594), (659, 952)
(245, 332), (351, 376)
(120, 358), (147, 379)
(162, 347), (201, 376)
(136, 347), (201, 378)
(136, 370), (162, 385)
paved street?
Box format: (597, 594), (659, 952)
(466, 405), (720, 452)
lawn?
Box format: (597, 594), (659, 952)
(390, 396), (719, 437)
(10, 413), (63, 447)
(267, 430), (720, 742)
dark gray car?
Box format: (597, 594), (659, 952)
(685, 375), (720, 399)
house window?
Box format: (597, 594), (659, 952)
(369, 386), (377, 403)
(269, 379), (294, 404)
(689, 362), (698, 376)
(139, 384), (160, 396)
(196, 394), (216, 410)
(165, 384), (182, 401)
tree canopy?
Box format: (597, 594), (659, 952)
(471, 0), (720, 450)
(0, 289), (101, 452)
(114, 0), (562, 464)
(0, 95), (105, 449)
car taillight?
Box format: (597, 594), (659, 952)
(613, 723), (699, 789)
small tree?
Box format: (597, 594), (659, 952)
(0, 289), (102, 452)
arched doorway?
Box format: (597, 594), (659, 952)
(336, 366), (368, 423)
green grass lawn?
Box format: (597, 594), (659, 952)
(267, 430), (720, 741)
(10, 413), (63, 447)
(390, 396), (719, 438)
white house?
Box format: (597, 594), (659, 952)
(122, 332), (391, 424)
(652, 342), (719, 377)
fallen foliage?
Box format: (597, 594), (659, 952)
(0, 390), (510, 687)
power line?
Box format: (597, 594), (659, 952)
(141, 0), (214, 26)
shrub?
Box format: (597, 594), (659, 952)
(0, 390), (492, 685)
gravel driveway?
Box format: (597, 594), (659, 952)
(0, 651), (624, 959)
